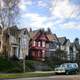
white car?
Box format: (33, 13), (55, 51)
(54, 63), (79, 74)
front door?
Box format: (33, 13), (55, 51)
(13, 47), (18, 57)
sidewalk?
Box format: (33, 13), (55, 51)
(34, 71), (55, 73)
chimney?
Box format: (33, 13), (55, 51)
(30, 28), (32, 32)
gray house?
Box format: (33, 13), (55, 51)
(46, 33), (59, 57)
(0, 26), (30, 59)
(69, 43), (78, 61)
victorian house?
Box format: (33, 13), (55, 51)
(58, 37), (71, 60)
(18, 28), (30, 59)
(58, 37), (78, 61)
(29, 29), (49, 61)
(29, 28), (60, 61)
(45, 33), (59, 58)
(69, 43), (77, 61)
(0, 26), (30, 59)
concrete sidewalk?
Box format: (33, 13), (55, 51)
(34, 71), (55, 73)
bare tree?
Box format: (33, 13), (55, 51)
(0, 0), (20, 56)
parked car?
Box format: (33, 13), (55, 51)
(54, 63), (79, 74)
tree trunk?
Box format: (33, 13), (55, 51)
(1, 28), (4, 55)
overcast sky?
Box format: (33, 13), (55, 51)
(18, 0), (80, 41)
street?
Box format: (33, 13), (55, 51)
(8, 75), (80, 80)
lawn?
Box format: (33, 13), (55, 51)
(0, 72), (54, 79)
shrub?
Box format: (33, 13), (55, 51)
(0, 57), (22, 73)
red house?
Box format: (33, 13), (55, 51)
(29, 29), (49, 61)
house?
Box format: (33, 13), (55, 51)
(74, 39), (80, 61)
(29, 28), (60, 61)
(69, 38), (80, 61)
(29, 29), (49, 61)
(0, 26), (30, 59)
(58, 37), (78, 61)
(69, 43), (78, 61)
(58, 37), (71, 60)
(46, 33), (59, 57)
(19, 28), (30, 59)
(7, 26), (20, 58)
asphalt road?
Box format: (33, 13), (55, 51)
(7, 75), (80, 80)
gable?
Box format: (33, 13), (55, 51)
(32, 30), (49, 41)
(36, 33), (49, 41)
(58, 37), (66, 45)
(47, 34), (58, 42)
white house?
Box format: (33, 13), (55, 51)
(5, 26), (30, 59)
(58, 37), (78, 61)
(19, 28), (30, 59)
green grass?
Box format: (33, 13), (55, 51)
(0, 72), (54, 79)
(0, 57), (54, 79)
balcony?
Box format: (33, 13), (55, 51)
(31, 46), (46, 50)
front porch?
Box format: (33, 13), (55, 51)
(10, 44), (19, 58)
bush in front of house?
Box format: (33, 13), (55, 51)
(0, 57), (54, 73)
(25, 60), (53, 71)
(0, 57), (23, 73)
(25, 60), (39, 71)
(0, 58), (42, 73)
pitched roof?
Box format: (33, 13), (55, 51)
(29, 29), (50, 41)
(29, 29), (59, 42)
(7, 26), (19, 36)
(29, 30), (39, 39)
(58, 37), (67, 45)
(74, 43), (80, 50)
(29, 29), (45, 39)
(47, 34), (58, 41)
(19, 28), (30, 37)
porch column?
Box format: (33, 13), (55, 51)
(10, 47), (13, 57)
(19, 49), (23, 59)
(16, 47), (19, 58)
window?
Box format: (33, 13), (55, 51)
(38, 42), (41, 47)
(42, 41), (45, 47)
(42, 50), (45, 57)
(33, 41), (36, 46)
(23, 30), (26, 35)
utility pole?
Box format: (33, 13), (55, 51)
(23, 50), (25, 73)
(22, 36), (27, 73)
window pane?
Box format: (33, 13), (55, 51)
(42, 41), (45, 47)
